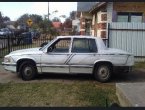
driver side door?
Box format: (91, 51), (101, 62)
(41, 38), (72, 73)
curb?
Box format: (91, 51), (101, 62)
(116, 83), (145, 107)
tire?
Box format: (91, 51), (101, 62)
(19, 61), (37, 81)
(94, 64), (112, 83)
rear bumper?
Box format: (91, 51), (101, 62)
(2, 62), (17, 73)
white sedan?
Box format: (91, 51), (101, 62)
(2, 36), (134, 82)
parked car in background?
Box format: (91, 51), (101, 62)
(2, 36), (134, 82)
(30, 30), (40, 39)
(0, 28), (13, 36)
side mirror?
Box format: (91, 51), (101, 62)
(40, 42), (48, 47)
(47, 47), (53, 52)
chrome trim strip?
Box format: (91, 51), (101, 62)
(70, 65), (93, 68)
(2, 62), (16, 66)
(37, 64), (93, 68)
(37, 64), (69, 68)
(98, 53), (126, 55)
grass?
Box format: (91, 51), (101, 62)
(0, 58), (3, 64)
(134, 62), (145, 69)
(0, 81), (118, 107)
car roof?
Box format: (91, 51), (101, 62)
(56, 35), (99, 39)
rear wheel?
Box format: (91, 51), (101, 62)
(94, 64), (112, 83)
(20, 61), (37, 81)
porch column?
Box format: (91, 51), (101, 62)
(91, 14), (95, 36)
(80, 17), (85, 35)
(96, 11), (108, 45)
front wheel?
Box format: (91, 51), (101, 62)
(94, 64), (112, 83)
(20, 61), (37, 81)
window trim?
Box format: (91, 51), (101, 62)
(71, 38), (98, 53)
(48, 38), (71, 53)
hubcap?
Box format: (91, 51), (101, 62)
(98, 66), (109, 79)
(24, 67), (33, 76)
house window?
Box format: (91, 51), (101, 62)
(117, 12), (142, 22)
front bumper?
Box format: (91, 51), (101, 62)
(2, 62), (17, 73)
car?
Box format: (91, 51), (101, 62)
(0, 28), (13, 36)
(30, 30), (40, 39)
(2, 36), (134, 82)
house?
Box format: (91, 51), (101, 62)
(77, 2), (145, 61)
(4, 21), (16, 29)
(72, 19), (80, 35)
(72, 11), (80, 35)
(77, 2), (97, 35)
(52, 21), (62, 29)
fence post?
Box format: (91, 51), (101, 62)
(7, 34), (10, 53)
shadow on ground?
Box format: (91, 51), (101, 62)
(0, 67), (145, 83)
(35, 69), (145, 83)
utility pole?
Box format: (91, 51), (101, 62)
(48, 2), (49, 20)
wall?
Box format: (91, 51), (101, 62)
(113, 2), (145, 22)
(109, 22), (145, 60)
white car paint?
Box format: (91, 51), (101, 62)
(2, 36), (134, 77)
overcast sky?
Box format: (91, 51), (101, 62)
(0, 2), (77, 22)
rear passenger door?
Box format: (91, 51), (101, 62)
(68, 38), (99, 74)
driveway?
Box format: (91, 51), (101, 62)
(0, 64), (145, 83)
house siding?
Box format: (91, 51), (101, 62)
(109, 22), (145, 59)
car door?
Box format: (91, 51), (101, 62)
(41, 38), (72, 73)
(68, 38), (99, 74)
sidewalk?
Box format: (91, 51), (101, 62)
(0, 64), (18, 83)
(116, 83), (145, 107)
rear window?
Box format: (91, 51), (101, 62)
(72, 38), (97, 53)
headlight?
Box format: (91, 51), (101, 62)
(4, 56), (14, 63)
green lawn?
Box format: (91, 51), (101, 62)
(133, 62), (145, 69)
(0, 82), (118, 107)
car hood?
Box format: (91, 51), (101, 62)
(99, 48), (133, 55)
(9, 47), (43, 56)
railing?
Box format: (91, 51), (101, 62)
(0, 33), (52, 58)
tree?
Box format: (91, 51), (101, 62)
(16, 13), (43, 30)
(63, 18), (72, 28)
(0, 12), (11, 28)
(69, 11), (76, 20)
(52, 17), (61, 22)
(3, 16), (10, 22)
(39, 18), (53, 34)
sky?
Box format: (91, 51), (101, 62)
(0, 2), (77, 22)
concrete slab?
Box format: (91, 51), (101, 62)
(116, 83), (145, 107)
